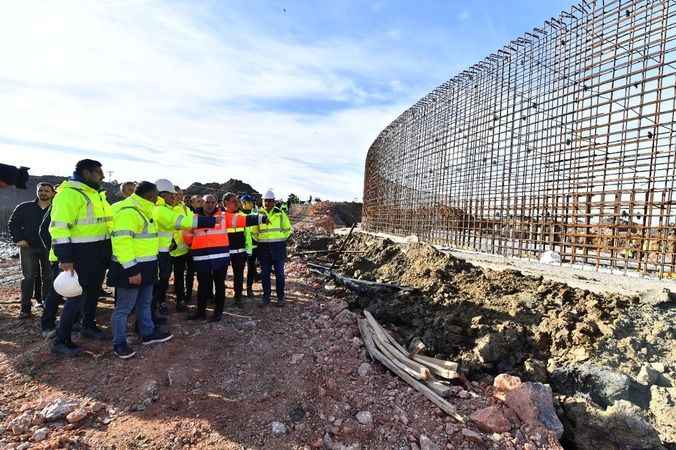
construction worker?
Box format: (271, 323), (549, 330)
(153, 179), (216, 316)
(109, 181), (173, 359)
(170, 187), (192, 311)
(119, 181), (136, 199)
(183, 195), (265, 321)
(255, 190), (293, 307)
(189, 195), (204, 213)
(48, 159), (112, 355)
(240, 194), (259, 297)
(223, 192), (250, 306)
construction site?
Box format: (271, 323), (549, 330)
(0, 0), (675, 449)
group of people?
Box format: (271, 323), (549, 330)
(8, 159), (292, 359)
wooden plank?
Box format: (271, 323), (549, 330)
(412, 355), (460, 379)
(358, 319), (465, 423)
(364, 312), (432, 380)
(426, 379), (452, 398)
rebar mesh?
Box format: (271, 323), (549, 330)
(363, 0), (676, 277)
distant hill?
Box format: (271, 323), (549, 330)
(184, 179), (259, 200)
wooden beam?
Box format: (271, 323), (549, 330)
(358, 319), (465, 423)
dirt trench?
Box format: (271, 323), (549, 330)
(326, 232), (675, 450)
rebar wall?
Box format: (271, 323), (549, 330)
(363, 0), (676, 277)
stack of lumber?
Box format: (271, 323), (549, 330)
(358, 311), (465, 423)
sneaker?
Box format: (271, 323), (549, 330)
(51, 341), (81, 357)
(208, 313), (222, 322)
(142, 331), (174, 345)
(158, 304), (170, 315)
(113, 343), (136, 359)
(41, 328), (56, 339)
(80, 326), (106, 340)
(18, 310), (32, 320)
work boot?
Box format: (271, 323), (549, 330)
(80, 326), (107, 340)
(246, 287), (254, 298)
(113, 343), (136, 359)
(52, 341), (81, 357)
(142, 331), (174, 345)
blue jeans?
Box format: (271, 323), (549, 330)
(259, 252), (285, 302)
(112, 285), (154, 346)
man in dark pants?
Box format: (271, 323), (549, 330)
(255, 190), (293, 307)
(49, 159), (112, 355)
(184, 195), (204, 303)
(223, 193), (248, 307)
(39, 203), (60, 337)
(8, 182), (54, 318)
(239, 194), (259, 297)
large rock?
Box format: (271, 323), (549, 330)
(649, 386), (676, 444)
(40, 399), (79, 421)
(470, 406), (511, 433)
(493, 373), (522, 401)
(9, 411), (37, 434)
(550, 363), (649, 409)
(66, 407), (89, 423)
(504, 382), (564, 439)
(560, 396), (663, 450)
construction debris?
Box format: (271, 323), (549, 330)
(358, 312), (463, 423)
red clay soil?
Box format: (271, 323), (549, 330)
(0, 258), (561, 450)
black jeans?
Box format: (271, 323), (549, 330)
(19, 247), (51, 313)
(171, 253), (188, 306)
(153, 252), (172, 312)
(185, 257), (195, 302)
(246, 247), (259, 289)
(227, 252), (247, 299)
(196, 269), (225, 316)
(41, 262), (62, 331)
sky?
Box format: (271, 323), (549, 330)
(0, 0), (573, 201)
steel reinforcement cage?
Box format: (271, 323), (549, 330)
(363, 0), (676, 277)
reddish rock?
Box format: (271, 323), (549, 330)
(66, 408), (89, 424)
(504, 382), (564, 439)
(493, 374), (522, 401)
(470, 406), (511, 433)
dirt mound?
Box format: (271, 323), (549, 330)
(335, 232), (676, 449)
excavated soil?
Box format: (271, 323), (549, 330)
(334, 232), (676, 449)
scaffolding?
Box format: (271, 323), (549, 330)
(363, 0), (676, 277)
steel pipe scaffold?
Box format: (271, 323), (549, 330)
(363, 0), (676, 277)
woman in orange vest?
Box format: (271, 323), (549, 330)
(183, 195), (266, 321)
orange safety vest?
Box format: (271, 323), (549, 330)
(183, 211), (249, 269)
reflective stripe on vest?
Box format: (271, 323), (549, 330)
(229, 248), (247, 254)
(193, 252), (229, 261)
(113, 254), (158, 268)
(71, 187), (112, 226)
(227, 227), (245, 232)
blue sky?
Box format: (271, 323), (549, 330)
(0, 0), (573, 200)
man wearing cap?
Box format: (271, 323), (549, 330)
(254, 189), (293, 307)
(239, 194), (259, 297)
(152, 179), (217, 317)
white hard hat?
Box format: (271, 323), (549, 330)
(263, 189), (275, 200)
(155, 179), (177, 194)
(53, 271), (83, 298)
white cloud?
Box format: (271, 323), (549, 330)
(0, 1), (417, 200)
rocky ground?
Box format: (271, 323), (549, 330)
(326, 232), (675, 450)
(2, 253), (566, 450)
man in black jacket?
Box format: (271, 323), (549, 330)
(8, 182), (54, 318)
